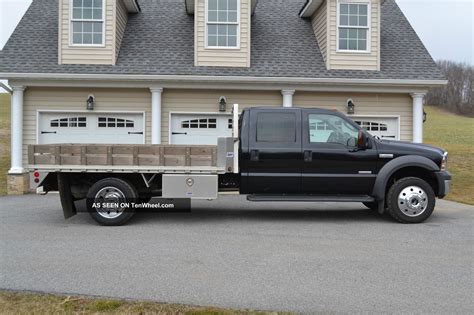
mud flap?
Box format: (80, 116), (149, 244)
(57, 173), (77, 219)
(377, 200), (385, 215)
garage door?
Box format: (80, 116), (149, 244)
(38, 112), (144, 144)
(170, 114), (233, 145)
(353, 117), (399, 140)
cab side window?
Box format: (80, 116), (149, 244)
(257, 112), (296, 143)
(308, 114), (359, 147)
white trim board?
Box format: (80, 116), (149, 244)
(0, 82), (12, 93)
(2, 72), (447, 86)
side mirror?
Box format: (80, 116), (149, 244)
(357, 131), (367, 150)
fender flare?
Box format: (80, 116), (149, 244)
(372, 155), (439, 201)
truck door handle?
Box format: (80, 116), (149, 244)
(250, 149), (259, 162)
(304, 150), (312, 162)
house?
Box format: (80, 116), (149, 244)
(0, 0), (446, 194)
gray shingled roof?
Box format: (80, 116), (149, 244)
(0, 0), (444, 81)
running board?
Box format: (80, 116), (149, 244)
(247, 195), (375, 202)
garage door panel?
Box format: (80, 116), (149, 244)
(38, 112), (144, 144)
(171, 114), (232, 145)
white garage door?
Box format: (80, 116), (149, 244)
(170, 114), (233, 145)
(353, 117), (399, 140)
(38, 112), (144, 144)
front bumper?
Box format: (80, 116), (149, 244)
(434, 171), (452, 198)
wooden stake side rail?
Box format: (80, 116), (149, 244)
(28, 144), (224, 173)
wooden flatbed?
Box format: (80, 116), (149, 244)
(28, 144), (227, 174)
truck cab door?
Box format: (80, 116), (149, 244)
(302, 110), (378, 195)
(241, 108), (303, 194)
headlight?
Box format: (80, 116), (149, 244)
(441, 152), (448, 171)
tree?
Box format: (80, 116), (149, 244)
(426, 61), (474, 117)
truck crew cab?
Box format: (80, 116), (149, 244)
(29, 106), (451, 225)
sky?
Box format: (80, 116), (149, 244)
(0, 0), (473, 92)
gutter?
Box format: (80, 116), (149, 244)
(0, 81), (12, 94)
(123, 0), (140, 13)
(0, 72), (448, 88)
(299, 0), (324, 18)
(299, 0), (312, 17)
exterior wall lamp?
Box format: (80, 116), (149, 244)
(219, 96), (227, 112)
(87, 95), (95, 111)
(347, 99), (355, 115)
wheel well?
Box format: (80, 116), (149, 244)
(43, 173), (162, 199)
(386, 167), (438, 195)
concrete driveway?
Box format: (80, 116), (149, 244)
(0, 194), (473, 314)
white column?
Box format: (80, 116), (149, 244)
(281, 89), (295, 108)
(9, 85), (25, 174)
(411, 93), (425, 143)
(150, 87), (163, 144)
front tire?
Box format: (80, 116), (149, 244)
(387, 177), (435, 223)
(86, 178), (137, 226)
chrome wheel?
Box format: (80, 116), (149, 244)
(95, 186), (126, 219)
(397, 186), (428, 217)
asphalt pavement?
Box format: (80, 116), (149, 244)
(0, 194), (473, 314)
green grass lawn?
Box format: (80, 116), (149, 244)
(0, 291), (285, 315)
(0, 93), (10, 195)
(424, 106), (474, 205)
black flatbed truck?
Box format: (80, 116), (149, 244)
(29, 105), (451, 225)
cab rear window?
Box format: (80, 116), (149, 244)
(256, 112), (296, 143)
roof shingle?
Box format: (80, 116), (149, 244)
(0, 0), (444, 81)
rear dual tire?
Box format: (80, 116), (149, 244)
(86, 178), (137, 226)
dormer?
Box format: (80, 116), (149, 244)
(301, 0), (381, 71)
(186, 0), (258, 68)
(58, 0), (140, 65)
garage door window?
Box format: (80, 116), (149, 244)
(98, 117), (134, 128)
(354, 120), (388, 132)
(181, 118), (217, 129)
(50, 117), (87, 128)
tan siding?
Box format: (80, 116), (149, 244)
(59, 0), (116, 65)
(161, 90), (412, 143)
(23, 88), (151, 165)
(195, 0), (251, 67)
(293, 92), (412, 141)
(115, 0), (128, 60)
(311, 1), (328, 62)
(327, 0), (380, 71)
(22, 88), (413, 165)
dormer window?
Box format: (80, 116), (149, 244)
(337, 2), (370, 52)
(71, 0), (105, 46)
(206, 0), (239, 48)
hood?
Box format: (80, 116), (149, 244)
(375, 139), (446, 166)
